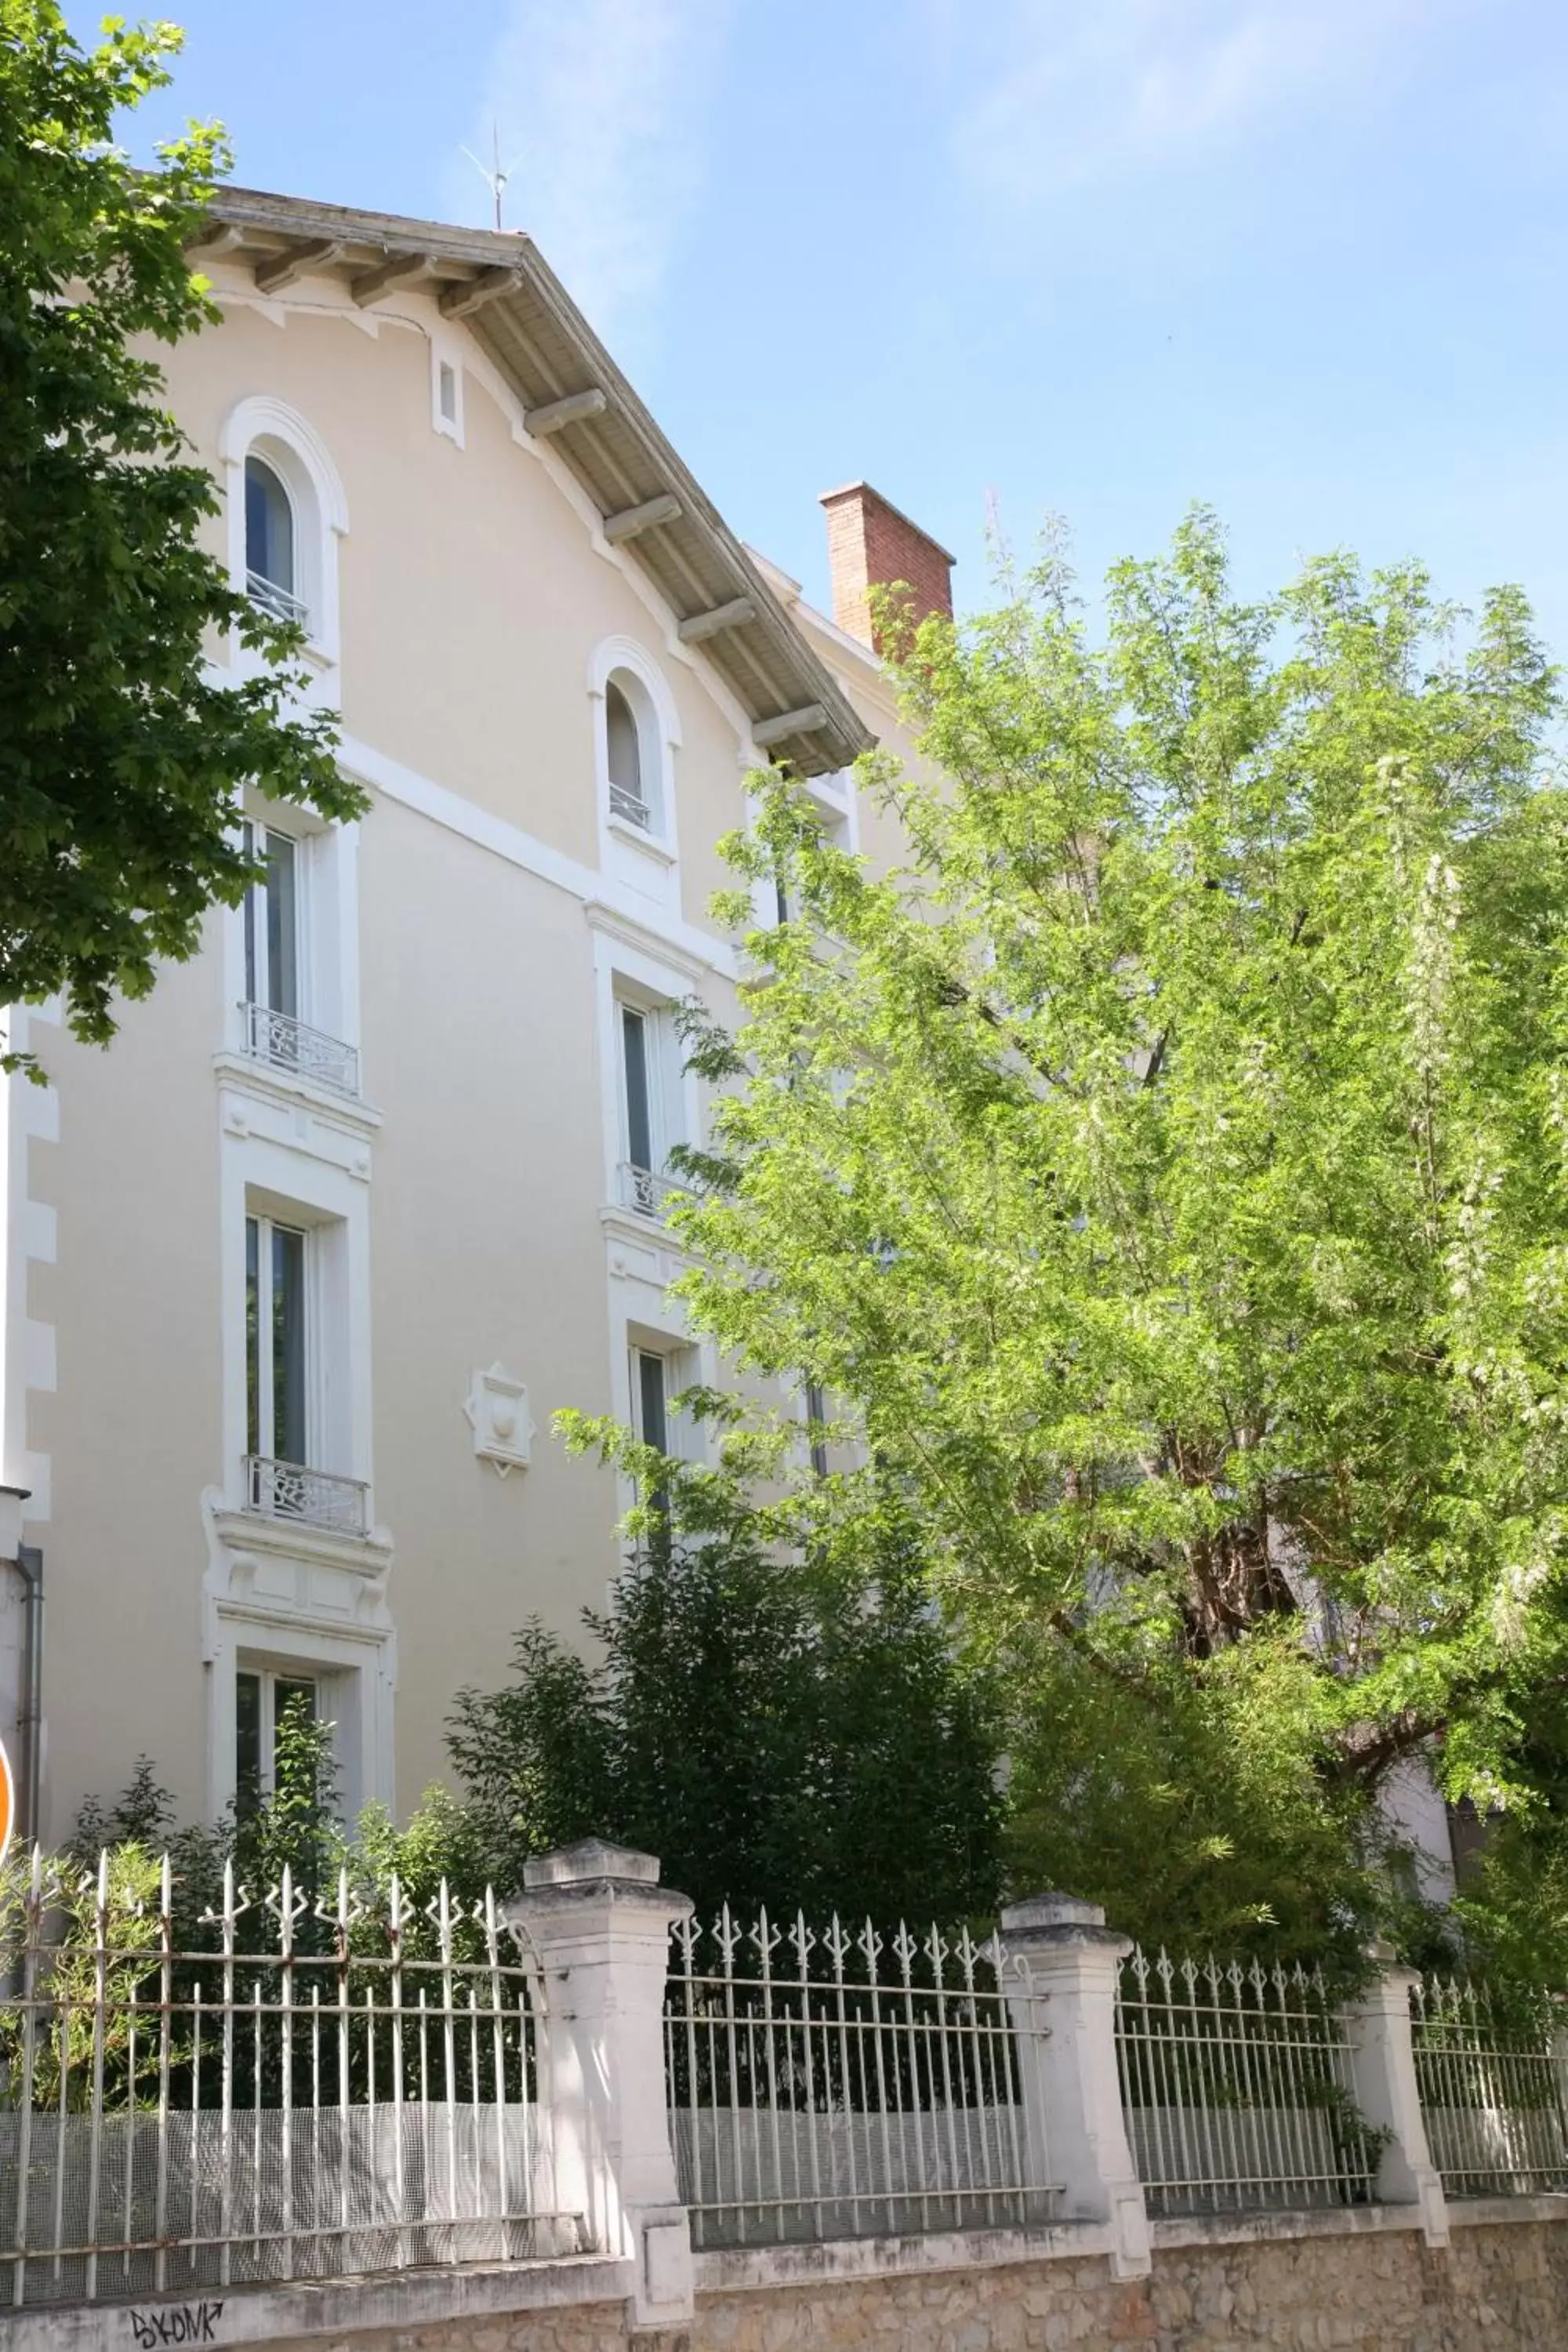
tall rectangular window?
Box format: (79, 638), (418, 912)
(632, 1347), (670, 1455)
(621, 1004), (655, 1174)
(246, 1214), (309, 1465)
(805, 1380), (829, 1480)
(242, 822), (300, 1019)
(236, 1666), (319, 1806)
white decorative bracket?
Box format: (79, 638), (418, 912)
(463, 1363), (536, 1475)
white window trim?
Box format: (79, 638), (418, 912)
(219, 394), (349, 679)
(589, 635), (682, 864)
(221, 793), (365, 1094)
(235, 1657), (329, 1798)
(430, 336), (465, 447)
(245, 1209), (315, 1465)
(201, 1552), (395, 1824)
(593, 928), (702, 1215)
(220, 1142), (372, 1519)
(748, 764), (860, 927)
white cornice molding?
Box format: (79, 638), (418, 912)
(339, 733), (737, 982)
(581, 901), (723, 985)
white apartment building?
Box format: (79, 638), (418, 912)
(0, 187), (957, 1852)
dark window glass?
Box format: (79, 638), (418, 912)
(272, 1225), (307, 1465)
(245, 456), (294, 593)
(264, 832), (298, 1018)
(635, 1349), (668, 1455)
(605, 680), (642, 806)
(245, 1215), (260, 1457)
(622, 1006), (653, 1171)
(242, 818), (258, 1004)
(805, 1380), (829, 1480)
(235, 1671), (262, 1808)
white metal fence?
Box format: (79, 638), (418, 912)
(1115, 1947), (1377, 2216)
(0, 1852), (575, 2310)
(1411, 1976), (1568, 2198)
(664, 1909), (1058, 2248)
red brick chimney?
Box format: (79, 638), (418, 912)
(818, 481), (955, 655)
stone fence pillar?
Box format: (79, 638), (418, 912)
(506, 1840), (694, 2331)
(1338, 1939), (1449, 2246)
(999, 1892), (1151, 2279)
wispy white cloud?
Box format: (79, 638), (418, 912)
(941, 0), (1434, 201)
(449, 0), (730, 339)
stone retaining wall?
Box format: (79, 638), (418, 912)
(693, 2218), (1568, 2350)
(238, 2212), (1567, 2352)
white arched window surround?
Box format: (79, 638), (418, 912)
(589, 636), (681, 859)
(219, 395), (349, 674)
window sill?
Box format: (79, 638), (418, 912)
(601, 1201), (694, 1258)
(605, 814), (678, 866)
(208, 1501), (393, 1580)
(213, 1051), (383, 1134)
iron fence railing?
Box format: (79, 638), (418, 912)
(1411, 1976), (1568, 2198)
(244, 1457), (369, 1537)
(240, 1002), (360, 1099)
(0, 1852), (574, 2309)
(664, 1908), (1058, 2249)
(1115, 1947), (1377, 2216)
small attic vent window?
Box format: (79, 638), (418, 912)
(438, 363), (458, 425)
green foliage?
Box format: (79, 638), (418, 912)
(450, 1453), (1004, 1929)
(663, 510), (1568, 1956)
(0, 2), (363, 1069)
(1450, 1621), (1568, 1988)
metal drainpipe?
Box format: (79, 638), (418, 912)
(15, 1544), (41, 1849)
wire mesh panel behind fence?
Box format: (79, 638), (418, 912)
(1411, 1976), (1568, 2197)
(0, 1850), (575, 2310)
(664, 1908), (1058, 2248)
(1115, 1947), (1377, 2216)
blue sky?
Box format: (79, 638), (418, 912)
(109, 0), (1568, 653)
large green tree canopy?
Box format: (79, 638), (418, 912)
(667, 513), (1568, 1950)
(0, 2), (360, 1065)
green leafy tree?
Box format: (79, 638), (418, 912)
(448, 1457), (1004, 1929)
(0, 2), (362, 1069)
(666, 510), (1568, 1957)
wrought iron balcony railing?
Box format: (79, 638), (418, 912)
(618, 1161), (694, 1220)
(245, 568), (310, 628)
(608, 782), (653, 830)
(245, 1455), (369, 1537)
(241, 1000), (361, 1098)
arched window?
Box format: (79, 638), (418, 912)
(245, 456), (303, 625)
(605, 678), (647, 826)
(590, 638), (679, 864)
(220, 397), (349, 672)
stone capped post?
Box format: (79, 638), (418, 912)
(1338, 1939), (1450, 2246)
(506, 1840), (694, 2329)
(999, 1892), (1151, 2280)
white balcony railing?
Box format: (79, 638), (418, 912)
(245, 1454), (369, 1537)
(618, 1161), (695, 1220)
(608, 782), (652, 830)
(241, 1000), (361, 1098)
(245, 568), (309, 628)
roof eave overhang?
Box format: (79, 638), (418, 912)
(196, 187), (875, 779)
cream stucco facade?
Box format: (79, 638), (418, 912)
(0, 190), (935, 1846)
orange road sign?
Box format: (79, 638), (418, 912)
(0, 1739), (15, 1870)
